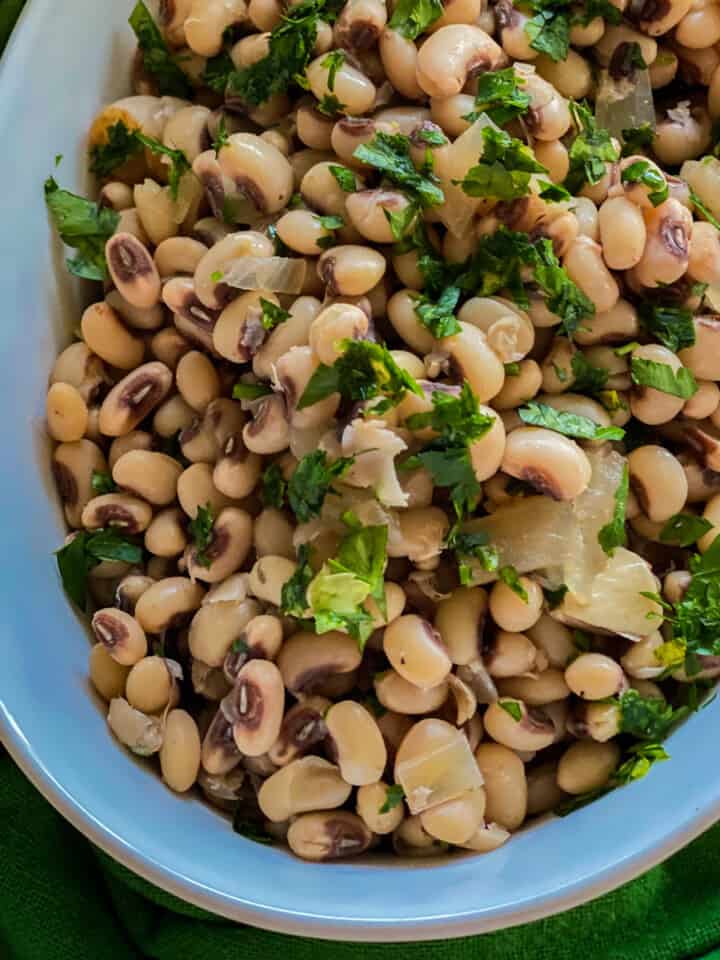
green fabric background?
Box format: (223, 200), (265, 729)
(3, 2), (720, 957)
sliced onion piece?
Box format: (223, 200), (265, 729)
(434, 113), (499, 238)
(595, 65), (655, 143)
(222, 256), (307, 294)
(556, 548), (662, 639)
(681, 156), (720, 222)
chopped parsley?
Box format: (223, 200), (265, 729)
(615, 689), (684, 741)
(261, 463), (287, 509)
(133, 131), (191, 200)
(564, 100), (619, 195)
(556, 742), (669, 816)
(384, 203), (419, 242)
(571, 352), (609, 394)
(621, 160), (668, 206)
(638, 304), (696, 354)
(321, 49), (345, 90)
(202, 50), (235, 93)
(387, 0), (444, 39)
(414, 126), (448, 146)
(259, 298), (291, 331)
(413, 286), (462, 338)
(55, 530), (143, 610)
(298, 339), (423, 413)
(316, 93), (346, 117)
(463, 68), (531, 126)
(91, 471), (117, 495)
(630, 357), (698, 400)
(129, 1), (193, 99)
(316, 213), (345, 248)
(544, 583), (568, 609)
(287, 451), (355, 522)
(539, 180), (572, 202)
(232, 382), (274, 400)
(280, 543), (314, 618)
(504, 362), (521, 376)
(498, 699), (523, 722)
(44, 177), (119, 281)
(212, 116), (231, 155)
(499, 565), (529, 602)
(621, 122), (655, 157)
(450, 530), (500, 585)
(329, 164), (357, 192)
(689, 189), (720, 232)
(353, 132), (444, 208)
(518, 401), (624, 441)
(521, 0), (620, 63)
(89, 121), (143, 177)
(189, 503), (215, 568)
(597, 463), (629, 557)
(456, 127), (547, 201)
(379, 784), (406, 813)
(660, 514), (713, 547)
(405, 382), (495, 522)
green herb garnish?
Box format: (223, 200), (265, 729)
(630, 357), (697, 399)
(518, 400), (624, 441)
(55, 530), (143, 610)
(129, 1), (193, 98)
(189, 503), (215, 568)
(598, 463), (629, 557)
(44, 177), (119, 281)
(288, 451), (355, 522)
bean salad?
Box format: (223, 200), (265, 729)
(45, 0), (720, 861)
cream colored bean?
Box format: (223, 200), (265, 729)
(305, 53), (376, 115)
(160, 709), (201, 793)
(345, 189), (416, 245)
(278, 630), (362, 693)
(112, 450), (182, 506)
(91, 608), (147, 666)
(630, 344), (686, 425)
(193, 231), (274, 310)
(571, 196), (600, 241)
(488, 576), (543, 633)
(152, 395), (195, 439)
(89, 643), (131, 701)
(526, 763), (566, 815)
(300, 160), (356, 216)
(356, 781), (406, 834)
(628, 445), (688, 523)
(81, 493), (152, 535)
(134, 577), (205, 633)
(253, 296), (320, 380)
(485, 631), (540, 678)
(420, 788), (486, 845)
(253, 507), (295, 559)
(133, 179), (178, 246)
(287, 811), (372, 861)
(699, 493), (720, 552)
(484, 699), (555, 751)
(107, 698), (163, 756)
(325, 701), (387, 785)
(395, 718), (484, 813)
(177, 463), (232, 518)
(535, 50), (592, 100)
(98, 362), (173, 437)
(688, 222), (720, 284)
(389, 507), (450, 565)
(259, 756), (351, 821)
(654, 102), (711, 166)
(497, 668), (571, 705)
(563, 236), (619, 313)
(186, 507), (253, 583)
(474, 742), (527, 831)
(524, 71), (571, 141)
(527, 615), (574, 668)
(185, 0), (246, 56)
(276, 210), (333, 256)
(684, 380), (720, 419)
(392, 815), (448, 857)
(680, 317), (720, 381)
(598, 197), (646, 271)
(565, 653), (627, 701)
(374, 669), (449, 714)
(46, 383), (88, 443)
(596, 24), (657, 66)
(296, 102), (334, 151)
(150, 327), (192, 370)
(492, 360), (543, 410)
(574, 300), (639, 346)
(145, 507), (187, 557)
(99, 181), (134, 210)
(434, 587), (487, 665)
(635, 198), (692, 287)
(189, 598), (260, 667)
(247, 554), (296, 606)
(379, 28), (423, 99)
(154, 237), (208, 278)
(106, 233), (161, 310)
(309, 303), (369, 366)
(501, 427), (592, 501)
(557, 740), (620, 795)
(227, 659), (285, 757)
(126, 655), (176, 713)
(80, 302), (145, 370)
(676, 0), (720, 48)
(495, 0), (537, 60)
(442, 322), (505, 402)
(415, 24), (506, 98)
(383, 614), (452, 690)
(176, 350), (221, 414)
(533, 139), (569, 184)
(50, 342), (107, 404)
(387, 290), (436, 354)
(317, 244), (386, 296)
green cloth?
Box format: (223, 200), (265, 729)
(2, 3), (720, 958)
(2, 746), (720, 959)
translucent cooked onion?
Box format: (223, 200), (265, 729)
(681, 157), (720, 221)
(222, 256), (307, 293)
(556, 548), (663, 639)
(595, 66), (655, 143)
(434, 113), (498, 238)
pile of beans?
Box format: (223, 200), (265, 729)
(46, 0), (720, 861)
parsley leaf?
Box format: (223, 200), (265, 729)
(456, 127), (547, 201)
(329, 164), (357, 192)
(212, 116), (231, 155)
(202, 50), (235, 93)
(413, 126), (448, 146)
(572, 0), (622, 26)
(571, 352), (609, 394)
(387, 0), (444, 39)
(280, 543), (314, 618)
(298, 339), (423, 411)
(133, 131), (191, 200)
(463, 67), (531, 126)
(44, 177), (119, 281)
(660, 513), (713, 547)
(621, 122), (655, 158)
(539, 180), (572, 202)
(544, 583), (568, 609)
(129, 1), (193, 99)
(189, 503), (215, 568)
(630, 357), (698, 399)
(89, 121), (143, 177)
(316, 93), (346, 117)
(532, 238), (595, 337)
(564, 100), (619, 195)
(353, 132), (444, 207)
(321, 49), (345, 90)
(689, 188), (720, 232)
(261, 463), (287, 509)
(498, 699), (523, 722)
(405, 382), (494, 521)
(518, 400), (624, 441)
(91, 471), (117, 495)
(384, 202), (419, 242)
(499, 565), (528, 602)
(525, 6), (570, 62)
(259, 298), (290, 331)
(621, 160), (668, 206)
(598, 463), (629, 557)
(451, 530), (500, 585)
(316, 213), (345, 248)
(413, 286), (462, 338)
(287, 451), (355, 522)
(638, 303), (696, 353)
(616, 689), (680, 740)
(55, 530), (143, 610)
(379, 784), (405, 813)
(232, 381), (273, 400)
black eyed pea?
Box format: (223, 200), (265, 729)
(267, 696), (330, 766)
(634, 197), (692, 287)
(649, 47), (679, 88)
(304, 300), (366, 375)
(345, 190), (416, 245)
(112, 450), (183, 506)
(497, 667), (571, 705)
(300, 160), (358, 216)
(429, 95), (474, 138)
(614, 155), (667, 210)
(434, 586), (487, 665)
(485, 631), (543, 678)
(460, 821), (511, 853)
(305, 54), (376, 116)
(81, 493), (153, 535)
(325, 700), (387, 785)
(287, 811), (373, 861)
(134, 577), (205, 634)
(162, 104), (212, 162)
(389, 507), (450, 566)
(228, 659), (285, 757)
(534, 50), (592, 100)
(334, 0), (387, 49)
(457, 297), (534, 364)
(598, 197), (646, 271)
(527, 615), (574, 668)
(160, 709), (202, 793)
(296, 101), (335, 151)
(253, 507), (295, 560)
(364, 581), (407, 629)
(114, 575), (155, 615)
(80, 301), (145, 370)
(356, 781), (406, 835)
(98, 361), (173, 437)
(213, 290), (276, 364)
(106, 232), (161, 310)
(248, 554), (297, 606)
(126, 655), (180, 714)
(557, 740), (621, 795)
(185, 0), (247, 56)
(630, 344), (687, 425)
(441, 322), (506, 403)
(150, 326), (193, 371)
(563, 236), (619, 313)
(663, 571), (692, 605)
(484, 699), (556, 751)
(91, 608), (147, 666)
(491, 360), (543, 411)
(571, 196), (600, 241)
(392, 814), (448, 857)
(193, 231), (274, 311)
(467, 407), (506, 482)
(538, 393), (613, 445)
(186, 507), (253, 583)
(501, 427), (593, 501)
(574, 299), (639, 346)
(679, 317), (720, 381)
(565, 653), (628, 701)
(379, 28), (423, 100)
(654, 101), (712, 167)
(688, 223), (720, 285)
(395, 718), (484, 814)
(145, 507), (188, 558)
(89, 643), (131, 701)
(133, 179), (179, 247)
(153, 395), (195, 439)
(154, 236), (209, 278)
(107, 697), (163, 756)
(278, 630), (363, 694)
(447, 673), (478, 727)
(177, 463), (233, 519)
(46, 382), (88, 443)
(214, 438), (263, 500)
(275, 345), (341, 430)
(50, 341), (107, 404)
(387, 289), (437, 355)
(375, 670), (450, 715)
(474, 741), (527, 831)
(419, 787), (486, 846)
(253, 295), (321, 380)
(258, 756), (351, 822)
(415, 24), (506, 98)
(115, 208), (150, 245)
(162, 277), (220, 357)
(317, 244), (387, 297)
(275, 210), (333, 256)
(494, 0), (537, 60)
(203, 573), (253, 606)
(533, 139), (569, 184)
(596, 23), (657, 67)
(526, 762), (566, 815)
(176, 350), (221, 414)
(188, 600), (260, 667)
(99, 181), (134, 211)
(523, 71), (572, 141)
(329, 116), (388, 168)
(628, 445), (688, 523)
(382, 614), (452, 690)
(201, 707), (243, 775)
